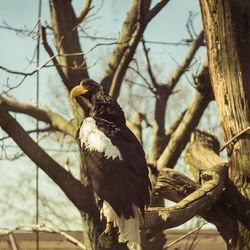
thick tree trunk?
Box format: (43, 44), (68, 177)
(49, 1), (98, 249)
(200, 1), (250, 249)
(49, 0), (89, 88)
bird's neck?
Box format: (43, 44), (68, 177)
(89, 92), (126, 125)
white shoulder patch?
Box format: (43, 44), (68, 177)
(79, 117), (123, 160)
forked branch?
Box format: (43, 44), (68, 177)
(75, 0), (92, 26)
(143, 162), (227, 235)
(0, 96), (76, 137)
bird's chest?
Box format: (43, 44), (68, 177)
(79, 117), (122, 160)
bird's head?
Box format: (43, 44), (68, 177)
(70, 79), (103, 102)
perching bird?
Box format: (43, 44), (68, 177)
(70, 79), (151, 245)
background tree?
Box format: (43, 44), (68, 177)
(0, 0), (249, 250)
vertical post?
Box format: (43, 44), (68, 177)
(36, 1), (42, 249)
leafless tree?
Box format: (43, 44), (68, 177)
(0, 1), (249, 250)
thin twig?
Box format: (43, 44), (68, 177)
(0, 127), (55, 141)
(8, 233), (19, 250)
(40, 25), (68, 85)
(128, 66), (156, 94)
(167, 31), (204, 90)
(0, 23), (197, 46)
(0, 42), (124, 78)
(164, 222), (206, 249)
(220, 126), (250, 152)
(0, 224), (86, 250)
(141, 37), (159, 89)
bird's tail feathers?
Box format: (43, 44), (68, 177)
(102, 201), (141, 244)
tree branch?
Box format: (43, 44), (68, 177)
(145, 0), (170, 24)
(1, 224), (86, 250)
(40, 25), (68, 85)
(0, 126), (55, 141)
(126, 112), (143, 143)
(156, 168), (198, 202)
(143, 161), (227, 235)
(167, 31), (204, 90)
(147, 33), (203, 170)
(141, 37), (158, 88)
(50, 0), (89, 88)
(0, 105), (99, 221)
(144, 130), (235, 245)
(156, 65), (212, 170)
(0, 96), (76, 137)
(102, 0), (169, 99)
(75, 0), (92, 26)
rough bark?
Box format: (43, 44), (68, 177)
(184, 130), (240, 247)
(141, 131), (228, 239)
(144, 163), (227, 236)
(200, 1), (250, 249)
(49, 0), (89, 89)
(48, 2), (97, 248)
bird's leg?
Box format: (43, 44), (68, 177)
(98, 221), (119, 248)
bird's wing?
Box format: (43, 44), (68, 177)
(94, 117), (149, 177)
(92, 117), (151, 217)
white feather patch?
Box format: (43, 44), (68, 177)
(102, 201), (141, 244)
(79, 117), (123, 160)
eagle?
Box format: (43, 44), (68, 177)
(70, 79), (151, 245)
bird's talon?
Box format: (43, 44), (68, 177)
(98, 222), (118, 248)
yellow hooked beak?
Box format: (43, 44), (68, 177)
(70, 85), (88, 98)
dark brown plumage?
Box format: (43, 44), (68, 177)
(70, 79), (151, 242)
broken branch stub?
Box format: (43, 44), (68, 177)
(156, 168), (198, 202)
(143, 130), (228, 236)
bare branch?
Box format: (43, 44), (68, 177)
(167, 31), (204, 90)
(102, 0), (160, 99)
(50, 0), (89, 89)
(40, 25), (68, 85)
(8, 233), (19, 250)
(0, 126), (54, 141)
(220, 126), (250, 152)
(143, 161), (227, 235)
(165, 222), (206, 249)
(75, 0), (92, 26)
(1, 224), (86, 250)
(0, 96), (76, 137)
(141, 37), (158, 88)
(145, 0), (170, 24)
(0, 65), (35, 76)
(147, 85), (170, 167)
(147, 33), (204, 171)
(128, 66), (156, 93)
(156, 168), (198, 202)
(126, 112), (143, 143)
(157, 65), (211, 170)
